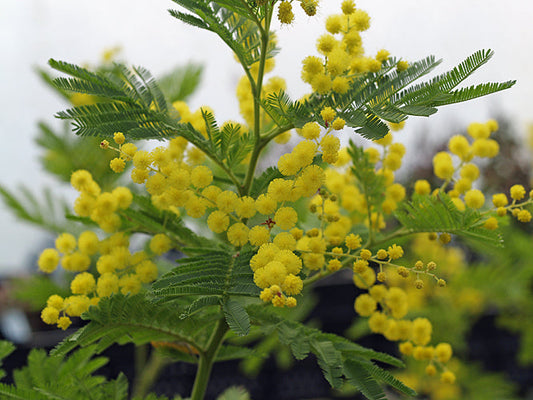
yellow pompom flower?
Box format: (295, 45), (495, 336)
(46, 294), (64, 310)
(132, 150), (152, 169)
(467, 122), (490, 139)
(302, 56), (324, 77)
(387, 244), (404, 260)
(235, 196), (257, 219)
(353, 267), (376, 289)
(119, 274), (142, 295)
(191, 165), (213, 188)
(345, 233), (362, 250)
(368, 311), (388, 333)
(301, 122), (321, 140)
(110, 157), (126, 173)
(112, 187), (133, 209)
(341, 0), (356, 15)
(369, 285), (388, 302)
(248, 225), (271, 246)
(41, 307), (60, 325)
(57, 316), (72, 330)
(216, 190), (239, 213)
(460, 163), (479, 182)
(113, 131), (125, 145)
(70, 169), (95, 192)
(282, 274), (303, 295)
(517, 209), (532, 223)
(354, 294), (377, 317)
(448, 135), (470, 159)
(399, 341), (414, 356)
(325, 14), (343, 34)
(136, 260), (158, 283)
(320, 107), (336, 123)
(483, 217), (498, 230)
(97, 273), (120, 297)
(268, 179), (293, 202)
(278, 153), (299, 177)
(414, 179), (431, 195)
(121, 143), (137, 159)
(277, 1), (294, 24)
(38, 248), (60, 273)
(383, 152), (402, 171)
(316, 34), (337, 55)
(311, 73), (332, 94)
(55, 233), (77, 254)
(397, 60), (409, 71)
(227, 223), (249, 246)
(65, 295), (91, 317)
(70, 272), (96, 295)
(435, 342), (453, 363)
(255, 194), (277, 215)
(510, 184), (526, 200)
(374, 133), (392, 147)
(411, 318), (432, 346)
(433, 152), (454, 180)
(331, 76), (349, 94)
(352, 9), (371, 31)
(440, 371), (456, 384)
(273, 232), (296, 250)
(464, 189), (485, 209)
(385, 287), (408, 319)
(492, 193), (508, 207)
(150, 234), (172, 255)
(274, 207), (298, 230)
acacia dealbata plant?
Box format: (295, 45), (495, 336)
(8, 1), (529, 399)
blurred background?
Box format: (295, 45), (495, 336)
(2, 0), (533, 274)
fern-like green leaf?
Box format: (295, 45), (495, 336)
(343, 359), (387, 400)
(0, 384), (49, 400)
(394, 192), (502, 246)
(158, 63), (203, 103)
(223, 299), (251, 336)
(310, 339), (344, 388)
(152, 249), (259, 301)
(347, 142), (385, 211)
(53, 294), (219, 356)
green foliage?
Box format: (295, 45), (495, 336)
(123, 194), (215, 249)
(395, 192), (502, 247)
(0, 341), (15, 381)
(223, 299), (251, 336)
(0, 346), (128, 400)
(347, 142), (386, 213)
(152, 248), (259, 336)
(215, 386), (250, 400)
(35, 122), (123, 188)
(53, 294), (218, 357)
(248, 305), (416, 398)
(261, 52), (514, 140)
(168, 1), (276, 69)
(11, 275), (71, 312)
(0, 184), (71, 234)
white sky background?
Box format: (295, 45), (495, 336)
(1, 0), (532, 273)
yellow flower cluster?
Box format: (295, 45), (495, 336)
(276, 0), (320, 25)
(422, 119), (533, 236)
(353, 272), (455, 383)
(491, 184), (533, 223)
(38, 228), (166, 329)
(71, 169), (132, 232)
(300, 1), (403, 96)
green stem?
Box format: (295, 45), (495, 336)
(190, 319), (229, 400)
(132, 349), (169, 399)
(242, 7), (273, 195)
